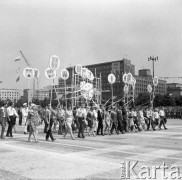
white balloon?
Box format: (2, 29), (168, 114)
(108, 74), (116, 84)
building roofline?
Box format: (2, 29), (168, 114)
(66, 59), (132, 69)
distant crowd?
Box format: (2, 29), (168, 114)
(0, 101), (170, 142)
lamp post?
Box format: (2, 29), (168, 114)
(148, 56), (158, 109)
(148, 56), (158, 78)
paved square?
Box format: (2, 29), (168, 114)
(0, 119), (182, 180)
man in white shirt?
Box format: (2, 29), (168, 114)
(146, 107), (155, 131)
(159, 107), (167, 130)
(76, 103), (87, 138)
(22, 103), (29, 134)
(6, 102), (19, 137)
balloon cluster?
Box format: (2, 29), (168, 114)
(75, 64), (94, 100)
(45, 55), (60, 80)
(122, 72), (136, 94)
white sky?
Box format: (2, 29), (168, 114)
(0, 0), (182, 89)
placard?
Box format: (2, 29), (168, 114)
(75, 64), (82, 75)
(45, 68), (57, 79)
(23, 67), (35, 79)
(60, 69), (69, 80)
(147, 85), (152, 93)
(49, 55), (60, 70)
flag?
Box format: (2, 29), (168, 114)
(16, 76), (20, 83)
(15, 56), (20, 62)
(16, 67), (21, 73)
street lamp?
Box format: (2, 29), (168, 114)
(148, 56), (158, 109)
(148, 56), (158, 78)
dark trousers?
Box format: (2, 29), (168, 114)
(147, 118), (155, 131)
(43, 118), (48, 133)
(123, 120), (127, 132)
(111, 122), (118, 134)
(46, 120), (54, 140)
(97, 121), (103, 135)
(6, 116), (14, 137)
(19, 116), (22, 125)
(159, 116), (167, 129)
(117, 120), (124, 133)
(78, 117), (85, 138)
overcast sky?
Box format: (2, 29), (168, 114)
(0, 0), (182, 89)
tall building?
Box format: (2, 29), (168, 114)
(0, 89), (22, 102)
(58, 59), (167, 101)
(59, 59), (135, 100)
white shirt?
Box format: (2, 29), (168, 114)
(139, 110), (144, 119)
(159, 110), (165, 117)
(22, 107), (28, 117)
(154, 112), (159, 119)
(7, 106), (18, 117)
(76, 108), (87, 118)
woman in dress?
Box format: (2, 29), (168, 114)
(64, 105), (75, 140)
(28, 104), (40, 142)
(87, 106), (95, 136)
(104, 107), (111, 135)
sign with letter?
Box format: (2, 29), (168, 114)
(60, 69), (69, 80)
(147, 85), (152, 93)
(153, 77), (158, 86)
(45, 68), (57, 79)
(49, 55), (60, 70)
(75, 64), (82, 75)
(23, 67), (35, 79)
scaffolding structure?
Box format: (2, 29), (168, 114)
(54, 69), (102, 107)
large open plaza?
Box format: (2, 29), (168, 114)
(0, 119), (181, 180)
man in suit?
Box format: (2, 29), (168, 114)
(45, 104), (56, 141)
(97, 104), (104, 136)
(117, 106), (125, 134)
(0, 102), (8, 139)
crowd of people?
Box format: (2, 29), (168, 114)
(0, 101), (169, 142)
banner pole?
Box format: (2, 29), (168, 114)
(64, 80), (67, 108)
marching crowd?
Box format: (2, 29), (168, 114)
(0, 101), (168, 142)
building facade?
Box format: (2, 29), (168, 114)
(0, 89), (22, 102)
(58, 59), (167, 102)
(134, 69), (166, 97)
(58, 59), (135, 100)
(166, 83), (182, 97)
